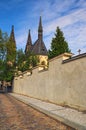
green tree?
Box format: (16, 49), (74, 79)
(3, 35), (16, 81)
(0, 28), (17, 82)
(0, 28), (38, 82)
(0, 29), (8, 60)
(0, 29), (9, 81)
(6, 39), (16, 65)
(30, 55), (38, 67)
(48, 27), (71, 59)
(16, 49), (27, 72)
(1, 62), (15, 81)
(16, 49), (38, 72)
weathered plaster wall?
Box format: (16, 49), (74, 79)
(13, 54), (86, 111)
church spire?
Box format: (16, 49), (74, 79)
(32, 16), (47, 56)
(25, 29), (32, 54)
(28, 29), (32, 45)
(38, 16), (43, 40)
(10, 25), (16, 47)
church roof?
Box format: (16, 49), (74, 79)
(32, 39), (47, 55)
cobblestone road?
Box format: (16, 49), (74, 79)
(0, 94), (75, 130)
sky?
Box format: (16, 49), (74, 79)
(0, 0), (86, 55)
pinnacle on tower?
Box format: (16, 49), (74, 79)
(25, 29), (32, 54)
(38, 16), (43, 40)
(32, 16), (47, 55)
(38, 16), (43, 32)
(27, 29), (32, 45)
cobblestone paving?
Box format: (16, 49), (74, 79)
(0, 94), (75, 130)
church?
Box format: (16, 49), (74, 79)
(25, 16), (48, 67)
(9, 16), (48, 70)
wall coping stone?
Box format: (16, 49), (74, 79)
(62, 52), (86, 64)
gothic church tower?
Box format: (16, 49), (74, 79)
(25, 16), (48, 68)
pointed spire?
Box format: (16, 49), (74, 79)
(27, 29), (32, 45)
(38, 16), (43, 32)
(10, 25), (16, 47)
(32, 16), (47, 56)
(25, 29), (32, 54)
(38, 16), (43, 40)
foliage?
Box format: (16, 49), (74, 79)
(0, 29), (39, 82)
(16, 49), (27, 72)
(0, 29), (16, 82)
(0, 62), (15, 81)
(48, 27), (71, 59)
(16, 49), (38, 72)
(31, 55), (38, 67)
(0, 29), (8, 60)
(6, 39), (16, 64)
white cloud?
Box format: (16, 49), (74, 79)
(13, 0), (86, 54)
(43, 7), (86, 54)
(44, 8), (86, 34)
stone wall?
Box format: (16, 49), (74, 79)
(13, 53), (86, 111)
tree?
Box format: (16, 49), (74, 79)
(48, 27), (71, 59)
(6, 39), (16, 65)
(0, 28), (38, 82)
(0, 29), (9, 81)
(0, 29), (8, 61)
(0, 28), (17, 82)
(1, 62), (15, 81)
(16, 49), (38, 72)
(16, 49), (27, 72)
(30, 54), (38, 67)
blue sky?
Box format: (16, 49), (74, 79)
(0, 0), (86, 54)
